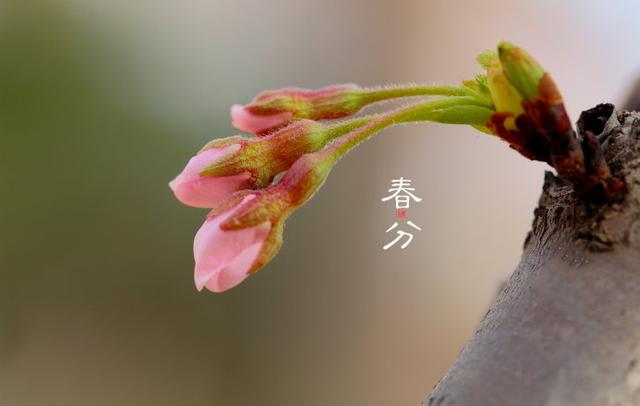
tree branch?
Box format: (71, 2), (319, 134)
(425, 106), (640, 406)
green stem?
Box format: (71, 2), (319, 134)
(365, 85), (468, 100)
(278, 97), (494, 207)
(324, 116), (375, 140)
(322, 91), (494, 145)
(323, 96), (494, 160)
(362, 84), (493, 107)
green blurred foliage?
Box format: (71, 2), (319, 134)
(0, 3), (376, 404)
(0, 2), (240, 404)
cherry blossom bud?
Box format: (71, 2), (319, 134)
(194, 152), (335, 293)
(231, 105), (293, 136)
(231, 84), (363, 135)
(169, 143), (252, 208)
(193, 194), (271, 292)
(199, 120), (327, 186)
(170, 120), (331, 209)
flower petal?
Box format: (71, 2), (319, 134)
(193, 195), (271, 292)
(204, 228), (270, 293)
(170, 145), (250, 208)
(231, 104), (292, 135)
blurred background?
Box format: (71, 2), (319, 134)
(1, 0), (639, 404)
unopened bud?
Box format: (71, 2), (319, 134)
(169, 142), (252, 209)
(193, 149), (337, 293)
(232, 84), (363, 135)
(497, 41), (545, 100)
(481, 51), (523, 119)
(200, 119), (328, 187)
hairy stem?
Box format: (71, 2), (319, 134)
(325, 96), (493, 159)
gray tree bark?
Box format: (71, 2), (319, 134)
(425, 106), (640, 406)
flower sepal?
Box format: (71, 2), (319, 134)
(232, 84), (364, 135)
(200, 119), (327, 188)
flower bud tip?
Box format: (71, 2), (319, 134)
(497, 41), (544, 100)
(193, 196), (272, 293)
(169, 146), (251, 208)
(231, 104), (293, 135)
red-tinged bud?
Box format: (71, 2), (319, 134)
(193, 194), (271, 292)
(230, 105), (293, 136)
(200, 119), (329, 185)
(478, 43), (574, 163)
(170, 120), (331, 209)
(169, 142), (252, 209)
(220, 152), (335, 231)
(193, 151), (336, 293)
(232, 84), (363, 135)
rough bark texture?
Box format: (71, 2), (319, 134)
(425, 106), (640, 406)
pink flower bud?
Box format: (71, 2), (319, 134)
(193, 195), (271, 292)
(191, 152), (337, 293)
(231, 104), (293, 136)
(232, 85), (362, 135)
(169, 144), (251, 208)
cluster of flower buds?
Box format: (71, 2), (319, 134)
(230, 82), (483, 135)
(170, 41), (621, 293)
(170, 120), (327, 208)
(479, 42), (625, 199)
(190, 152), (335, 292)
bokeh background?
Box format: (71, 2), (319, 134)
(2, 1), (639, 405)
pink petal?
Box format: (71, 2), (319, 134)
(169, 145), (250, 208)
(204, 240), (266, 292)
(193, 195), (271, 292)
(230, 104), (292, 135)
